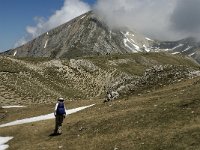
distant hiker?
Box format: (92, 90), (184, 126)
(104, 91), (119, 103)
(104, 91), (112, 103)
(54, 98), (66, 135)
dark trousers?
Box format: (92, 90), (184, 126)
(54, 115), (64, 134)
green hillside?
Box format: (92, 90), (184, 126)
(0, 52), (200, 149)
(0, 75), (200, 150)
(0, 52), (199, 105)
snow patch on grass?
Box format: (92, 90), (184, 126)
(0, 104), (95, 128)
(2, 106), (26, 109)
(0, 137), (13, 150)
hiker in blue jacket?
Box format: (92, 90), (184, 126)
(54, 98), (66, 134)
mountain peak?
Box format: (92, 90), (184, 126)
(2, 11), (154, 58)
(1, 11), (200, 64)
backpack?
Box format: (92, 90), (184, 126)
(56, 102), (66, 115)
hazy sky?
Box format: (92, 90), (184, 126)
(1, 0), (200, 52)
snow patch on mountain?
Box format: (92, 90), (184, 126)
(172, 44), (184, 50)
(182, 46), (192, 52)
(44, 40), (48, 49)
(145, 37), (153, 41)
(123, 39), (135, 52)
(109, 30), (112, 40)
(172, 52), (180, 55)
(164, 49), (170, 51)
(13, 51), (17, 56)
(143, 44), (150, 52)
(189, 52), (195, 57)
(81, 15), (86, 19)
(131, 43), (140, 51)
(122, 31), (140, 52)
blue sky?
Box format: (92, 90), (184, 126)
(1, 0), (199, 52)
(0, 0), (96, 52)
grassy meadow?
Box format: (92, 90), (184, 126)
(0, 76), (200, 150)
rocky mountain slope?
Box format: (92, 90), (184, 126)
(0, 52), (199, 105)
(1, 11), (155, 58)
(2, 11), (200, 64)
(153, 37), (200, 63)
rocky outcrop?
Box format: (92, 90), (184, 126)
(117, 65), (200, 96)
(0, 52), (199, 104)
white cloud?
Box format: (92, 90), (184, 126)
(15, 0), (91, 48)
(15, 0), (200, 47)
(94, 0), (178, 40)
(95, 0), (200, 41)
